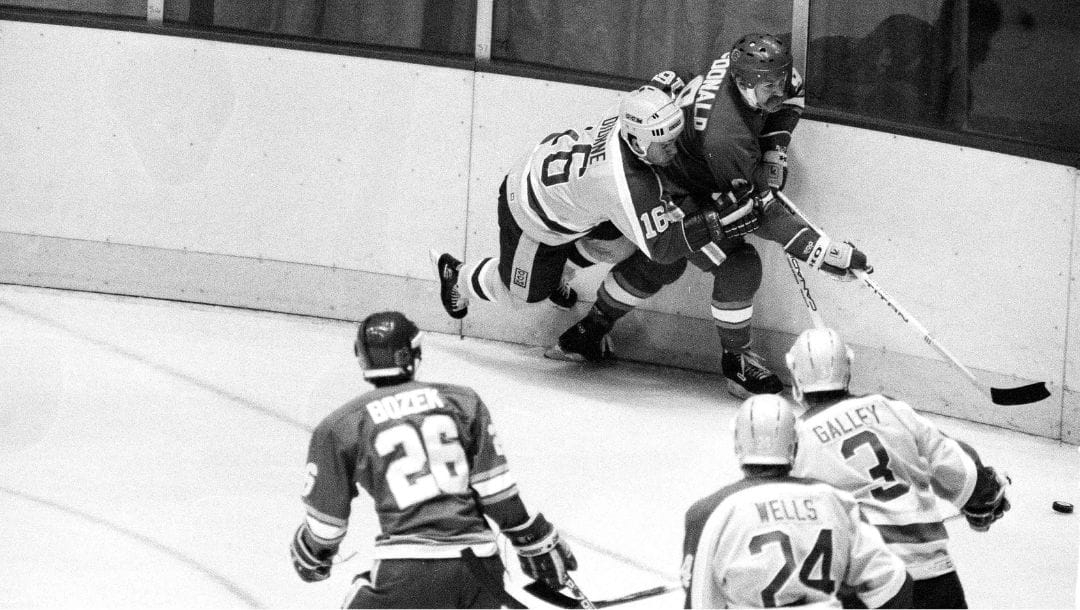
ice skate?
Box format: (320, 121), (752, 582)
(721, 349), (782, 398)
(544, 315), (614, 362)
(430, 250), (468, 319)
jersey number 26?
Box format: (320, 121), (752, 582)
(375, 414), (469, 510)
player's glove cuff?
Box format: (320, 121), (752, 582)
(962, 467), (1011, 532)
(290, 523), (335, 582)
(505, 513), (578, 589)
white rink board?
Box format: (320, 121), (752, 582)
(1, 18), (1079, 440)
(0, 20), (472, 281)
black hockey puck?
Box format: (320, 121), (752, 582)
(1052, 501), (1074, 514)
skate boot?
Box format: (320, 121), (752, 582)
(721, 349), (783, 399)
(544, 314), (614, 362)
(547, 279), (578, 310)
(431, 250), (468, 319)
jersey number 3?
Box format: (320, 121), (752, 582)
(841, 430), (910, 502)
(375, 414), (469, 510)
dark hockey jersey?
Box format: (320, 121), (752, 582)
(662, 53), (805, 198)
(301, 380), (524, 559)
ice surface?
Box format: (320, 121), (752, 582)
(0, 284), (1074, 608)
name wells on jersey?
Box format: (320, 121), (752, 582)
(809, 404), (882, 443)
(366, 388), (446, 424)
(756, 498), (819, 523)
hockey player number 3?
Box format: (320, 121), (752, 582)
(374, 415), (469, 509)
(840, 430), (910, 502)
(749, 529), (835, 607)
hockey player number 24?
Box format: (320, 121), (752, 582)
(374, 414), (470, 509)
(749, 528), (835, 606)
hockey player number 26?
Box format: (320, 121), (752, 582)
(749, 529), (835, 607)
(375, 414), (469, 509)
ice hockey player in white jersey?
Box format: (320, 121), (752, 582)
(786, 327), (1011, 608)
(431, 84), (766, 328)
(682, 393), (912, 608)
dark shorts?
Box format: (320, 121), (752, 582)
(343, 555), (516, 609)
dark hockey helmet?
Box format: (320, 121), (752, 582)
(354, 311), (422, 381)
(729, 33), (792, 88)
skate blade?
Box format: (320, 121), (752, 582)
(543, 345), (587, 362)
(725, 379), (752, 400)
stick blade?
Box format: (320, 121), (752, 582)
(523, 582), (582, 608)
(990, 382), (1050, 405)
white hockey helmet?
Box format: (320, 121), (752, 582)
(785, 327), (854, 398)
(733, 394), (798, 466)
(618, 85), (684, 161)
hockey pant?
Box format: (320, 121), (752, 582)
(342, 555), (515, 609)
(461, 179), (634, 306)
(595, 240), (762, 351)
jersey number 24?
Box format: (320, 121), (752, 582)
(750, 528), (835, 607)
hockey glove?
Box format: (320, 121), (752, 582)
(290, 523), (335, 582)
(680, 185), (766, 250)
(504, 513), (578, 590)
(810, 239), (873, 281)
(761, 146), (788, 190)
(962, 467), (1011, 532)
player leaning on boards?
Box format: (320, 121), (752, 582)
(289, 311), (577, 608)
(549, 33), (872, 399)
(431, 84), (767, 341)
(787, 327), (1011, 608)
(682, 394), (913, 608)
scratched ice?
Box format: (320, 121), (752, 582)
(0, 284), (1074, 608)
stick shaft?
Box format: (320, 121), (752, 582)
(852, 269), (990, 399)
(787, 255), (825, 328)
(776, 191), (989, 399)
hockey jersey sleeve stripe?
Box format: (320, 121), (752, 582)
(525, 175), (586, 236)
(471, 470), (518, 499)
(305, 512), (348, 542)
(875, 521), (948, 545)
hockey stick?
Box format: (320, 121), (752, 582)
(523, 580), (678, 609)
(775, 192), (1050, 406)
(787, 254), (825, 329)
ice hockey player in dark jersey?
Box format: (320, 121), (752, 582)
(682, 393), (912, 608)
(431, 84), (767, 330)
(786, 327), (1011, 608)
(289, 311), (577, 608)
(549, 33), (872, 399)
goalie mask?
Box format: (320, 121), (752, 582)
(734, 394), (798, 466)
(785, 327), (854, 399)
(618, 85), (685, 165)
(355, 311), (422, 381)
(729, 33), (792, 111)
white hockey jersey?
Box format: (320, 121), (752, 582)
(503, 108), (673, 260)
(792, 394), (979, 579)
(683, 476), (907, 609)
